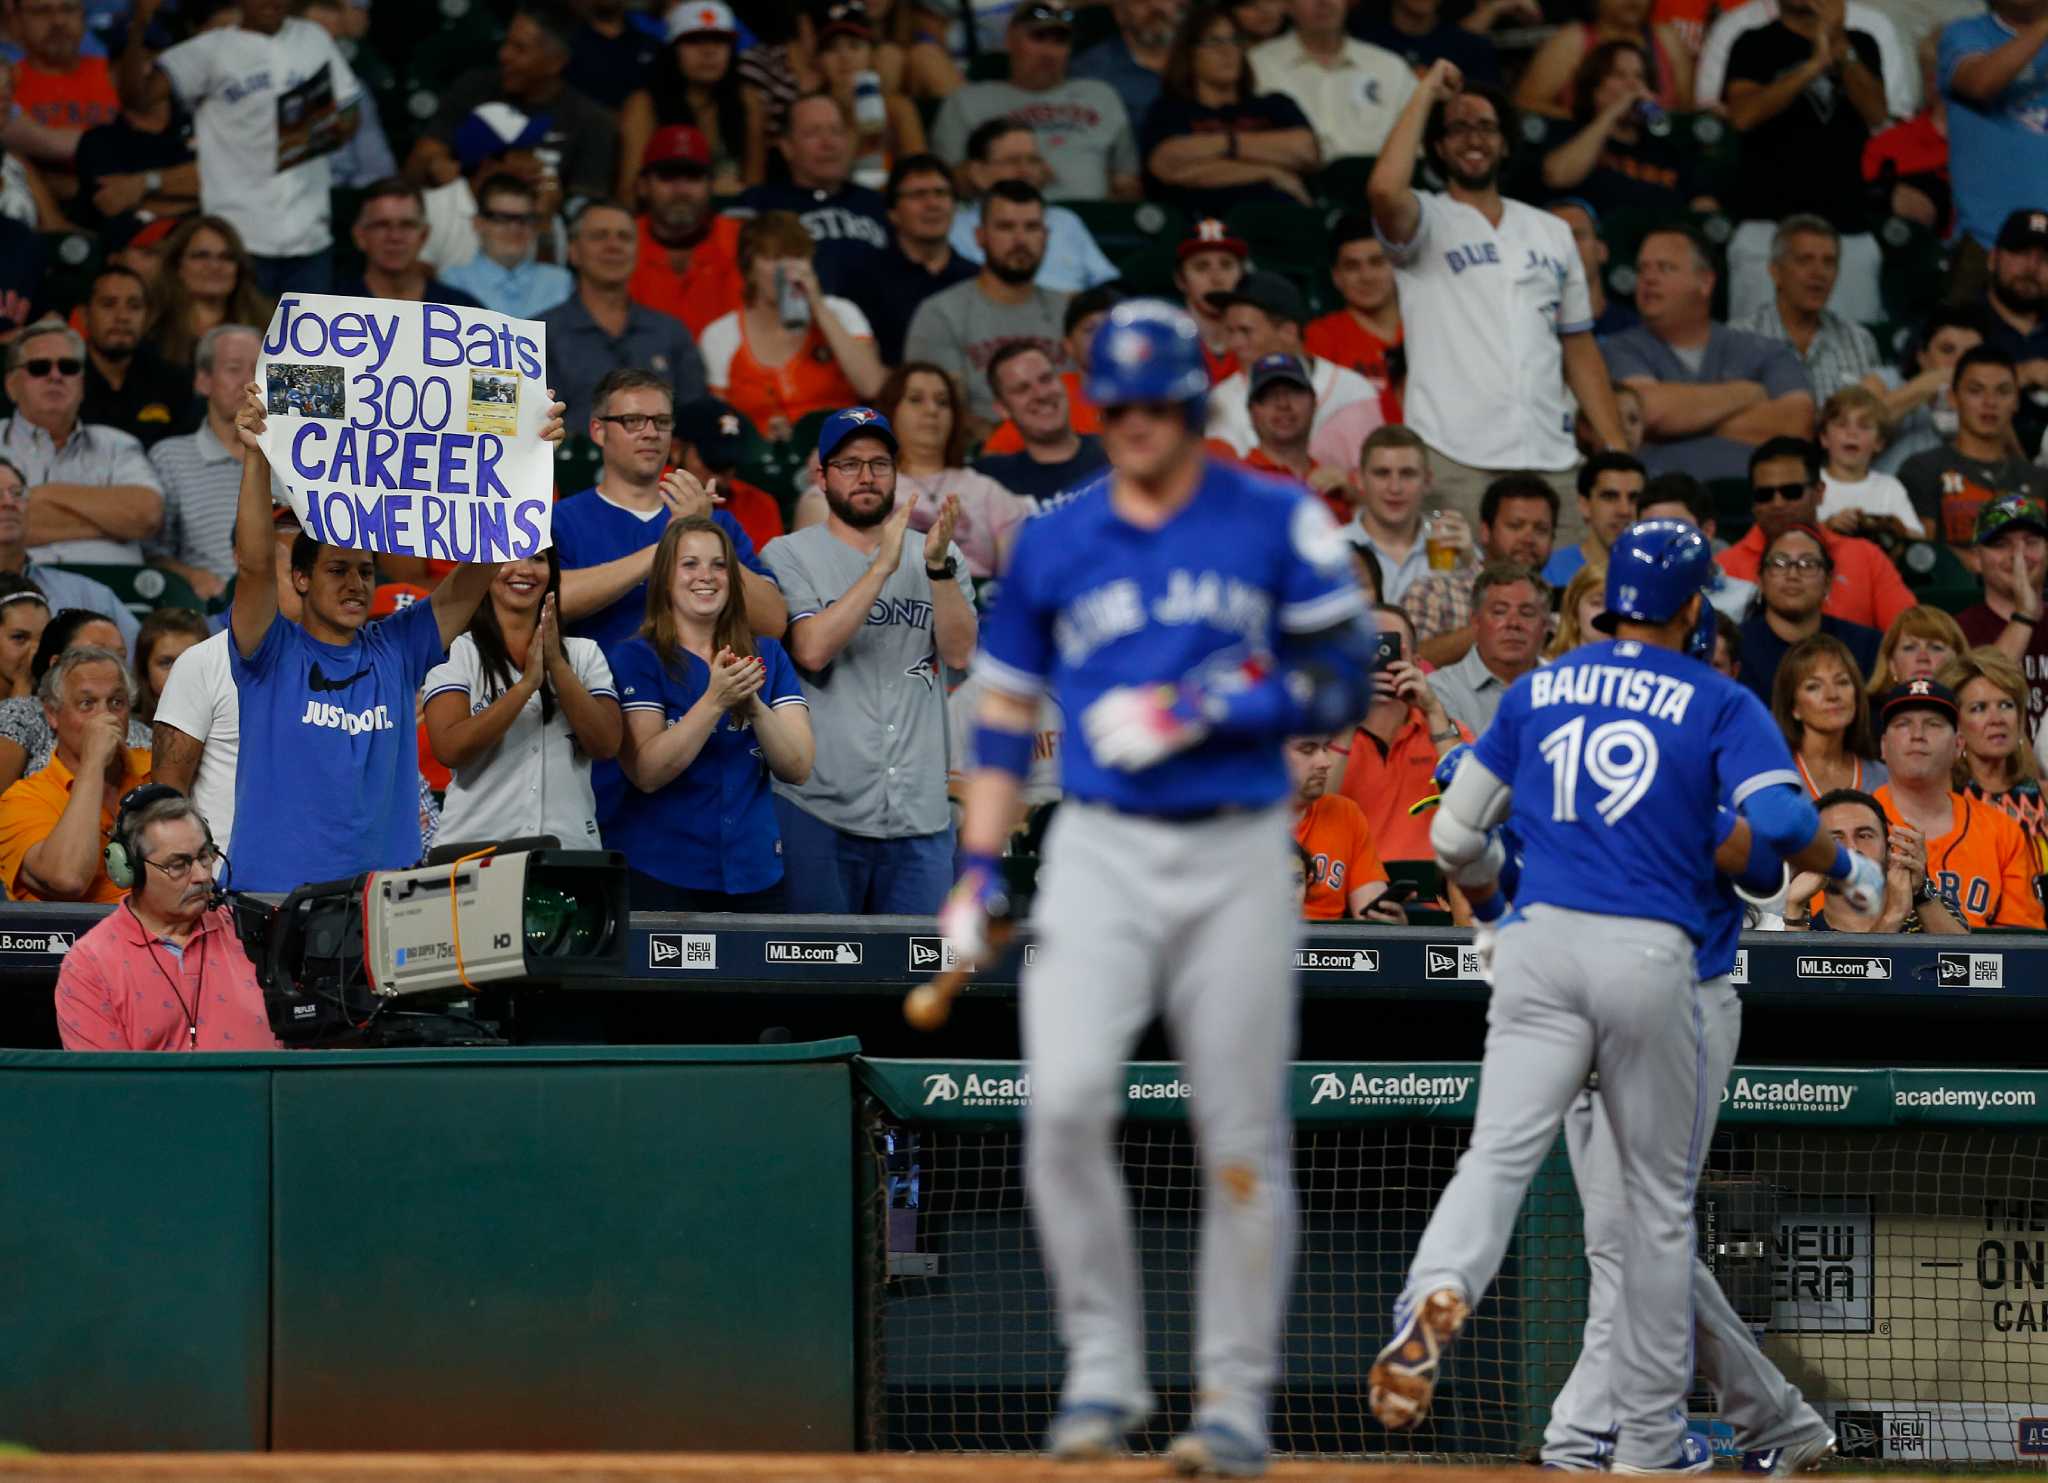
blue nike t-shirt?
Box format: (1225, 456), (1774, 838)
(228, 601), (445, 892)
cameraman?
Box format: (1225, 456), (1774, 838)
(53, 788), (280, 1051)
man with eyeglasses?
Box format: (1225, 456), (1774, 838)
(0, 317), (163, 568)
(441, 172), (574, 318)
(1715, 435), (1913, 631)
(866, 152), (978, 367)
(335, 177), (484, 309)
(0, 644), (150, 903)
(53, 788), (281, 1050)
(1368, 59), (1629, 544)
(540, 200), (706, 434)
(761, 405), (975, 915)
(930, 2), (1141, 203)
(556, 368), (784, 659)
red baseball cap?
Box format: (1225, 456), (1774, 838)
(643, 124), (712, 174)
(1178, 217), (1248, 262)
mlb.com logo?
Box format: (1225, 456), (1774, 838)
(908, 937), (957, 972)
(765, 940), (863, 965)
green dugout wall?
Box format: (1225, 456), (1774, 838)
(0, 1042), (860, 1452)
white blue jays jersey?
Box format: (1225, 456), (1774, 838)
(976, 459), (1362, 815)
(1472, 639), (1799, 944)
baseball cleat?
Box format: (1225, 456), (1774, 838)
(1613, 1432), (1713, 1475)
(1744, 1429), (1836, 1474)
(1369, 1287), (1469, 1430)
(1168, 1419), (1269, 1477)
(1044, 1400), (1146, 1461)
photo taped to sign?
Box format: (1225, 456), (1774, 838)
(255, 293), (553, 567)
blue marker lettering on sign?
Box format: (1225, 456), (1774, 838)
(263, 296), (401, 374)
(419, 304), (544, 380)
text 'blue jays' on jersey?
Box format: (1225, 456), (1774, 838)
(975, 458), (1364, 815)
(1471, 638), (1800, 944)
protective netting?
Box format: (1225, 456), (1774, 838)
(864, 1119), (2048, 1465)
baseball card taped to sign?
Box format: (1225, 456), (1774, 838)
(255, 294), (553, 563)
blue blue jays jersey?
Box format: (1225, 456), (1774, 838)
(975, 459), (1363, 814)
(1471, 639), (1799, 944)
(1494, 811), (1746, 981)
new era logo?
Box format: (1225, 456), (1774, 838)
(908, 937), (956, 971)
(648, 933), (716, 970)
(1425, 945), (1461, 979)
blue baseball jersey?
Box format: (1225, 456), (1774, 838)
(552, 486), (773, 659)
(1494, 806), (1747, 981)
(975, 458), (1363, 815)
(1470, 638), (1799, 944)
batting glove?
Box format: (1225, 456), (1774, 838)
(1827, 849), (1886, 917)
(1081, 683), (1209, 772)
(940, 852), (1007, 968)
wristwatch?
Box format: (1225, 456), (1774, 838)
(143, 169), (164, 194)
(926, 555), (958, 582)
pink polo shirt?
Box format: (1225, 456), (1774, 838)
(54, 902), (281, 1052)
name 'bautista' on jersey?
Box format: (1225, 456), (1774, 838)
(1527, 663), (1697, 725)
(1471, 639), (1800, 943)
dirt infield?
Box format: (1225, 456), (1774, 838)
(0, 1459), (1918, 1483)
(0, 1458), (1597, 1482)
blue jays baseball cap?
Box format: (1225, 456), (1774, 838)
(817, 405), (898, 463)
(1249, 352), (1313, 400)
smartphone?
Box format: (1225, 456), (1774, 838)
(1380, 879), (1423, 905)
(1372, 629), (1405, 669)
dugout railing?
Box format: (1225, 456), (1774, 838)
(857, 1058), (2048, 1467)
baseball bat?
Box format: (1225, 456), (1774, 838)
(904, 919), (1016, 1032)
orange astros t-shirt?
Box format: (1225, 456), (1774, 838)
(629, 214), (744, 338)
(1873, 785), (2046, 929)
(1295, 794), (1389, 920)
(1303, 310), (1403, 425)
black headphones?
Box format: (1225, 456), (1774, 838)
(104, 783), (208, 891)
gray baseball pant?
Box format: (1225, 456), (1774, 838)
(1397, 903), (1708, 1469)
(1021, 801), (1300, 1448)
(1544, 977), (1828, 1465)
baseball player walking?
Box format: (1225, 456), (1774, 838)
(1370, 522), (1884, 1470)
(942, 301), (1378, 1478)
(1444, 614), (1837, 1475)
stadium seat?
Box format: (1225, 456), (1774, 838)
(1708, 477), (1754, 543)
(50, 563), (204, 619)
(1311, 156), (1376, 213)
(1064, 200), (1187, 264)
(36, 231), (101, 318)
(1877, 216), (1949, 326)
(553, 434), (602, 498)
(1675, 112), (1741, 199)
(966, 52), (1009, 82)
(1900, 540), (1978, 615)
(1224, 202), (1334, 280)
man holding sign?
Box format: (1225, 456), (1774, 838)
(230, 292), (566, 892)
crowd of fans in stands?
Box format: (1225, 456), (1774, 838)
(1, 0), (2048, 1048)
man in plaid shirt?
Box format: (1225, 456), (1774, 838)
(1410, 474), (1560, 664)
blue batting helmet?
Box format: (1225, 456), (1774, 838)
(1593, 519), (1712, 633)
(1685, 591), (1717, 662)
(1085, 300), (1210, 409)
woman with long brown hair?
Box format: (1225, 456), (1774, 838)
(611, 516), (814, 910)
(148, 216), (273, 368)
(424, 545), (623, 850)
(1770, 632), (1885, 797)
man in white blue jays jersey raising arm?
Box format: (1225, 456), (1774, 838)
(941, 301), (1379, 1479)
(1366, 59), (1627, 540)
(1368, 521), (1884, 1471)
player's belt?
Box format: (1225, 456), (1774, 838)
(1073, 797), (1252, 824)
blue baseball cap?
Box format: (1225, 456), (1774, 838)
(817, 405), (898, 463)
